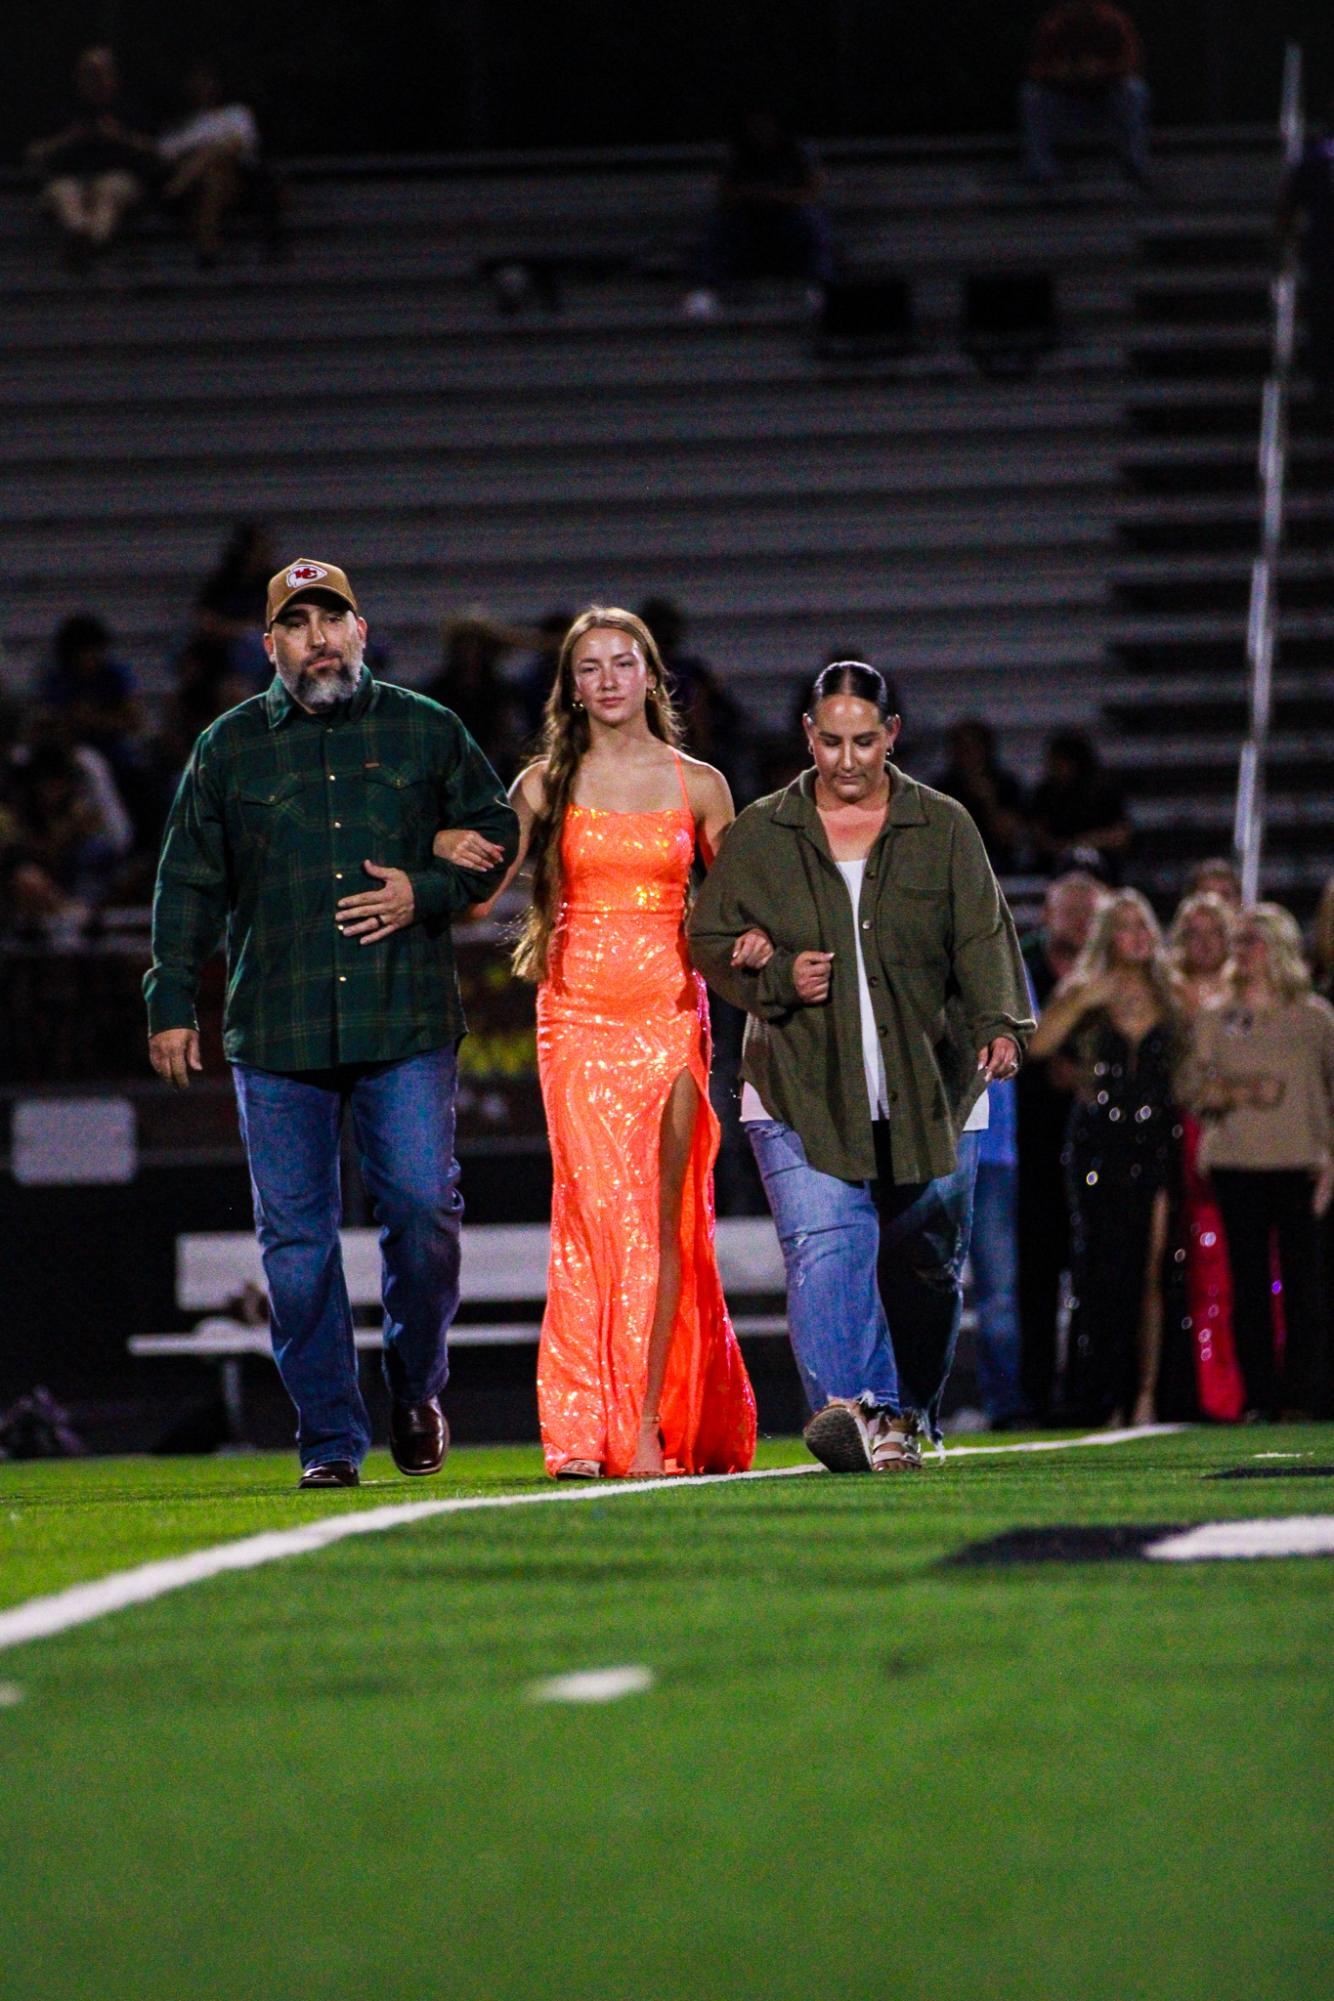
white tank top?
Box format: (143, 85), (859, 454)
(739, 859), (989, 1131)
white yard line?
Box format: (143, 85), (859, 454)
(0, 1425), (1179, 1658)
(942, 1423), (1186, 1458)
(528, 1665), (655, 1704)
(1146, 1516), (1334, 1562)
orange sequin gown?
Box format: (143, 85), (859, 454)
(535, 764), (757, 1478)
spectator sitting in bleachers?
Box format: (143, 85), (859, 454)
(931, 717), (1026, 873)
(1020, 1), (1150, 188)
(26, 45), (157, 272)
(422, 611), (534, 781)
(1027, 727), (1131, 879)
(157, 630), (256, 797)
(5, 735), (135, 917)
(514, 610), (573, 740)
(193, 520), (276, 684)
(158, 63), (282, 268)
(637, 595), (753, 800)
(38, 612), (149, 833)
(39, 613), (143, 761)
(684, 107), (834, 321)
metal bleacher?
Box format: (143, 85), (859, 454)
(3, 122), (1328, 885)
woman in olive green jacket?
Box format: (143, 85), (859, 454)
(688, 663), (1033, 1472)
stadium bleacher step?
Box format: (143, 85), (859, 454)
(1099, 171), (1334, 907)
(0, 124), (1325, 910)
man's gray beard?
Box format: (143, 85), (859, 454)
(279, 647), (363, 712)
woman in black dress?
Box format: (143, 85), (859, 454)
(1030, 889), (1186, 1424)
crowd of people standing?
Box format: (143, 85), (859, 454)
(1010, 862), (1334, 1434)
(6, 541), (1334, 1450)
(139, 563), (1333, 1490)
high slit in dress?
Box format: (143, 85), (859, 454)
(535, 755), (757, 1478)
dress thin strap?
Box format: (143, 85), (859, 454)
(671, 750), (692, 817)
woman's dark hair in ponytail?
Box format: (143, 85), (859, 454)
(806, 660), (899, 723)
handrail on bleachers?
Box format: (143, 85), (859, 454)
(1234, 45), (1303, 905)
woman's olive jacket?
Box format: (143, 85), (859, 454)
(687, 765), (1035, 1185)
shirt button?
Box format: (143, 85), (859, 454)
(868, 976), (879, 987)
(861, 919), (871, 931)
(339, 975), (347, 984)
(333, 820), (342, 829)
(328, 773), (336, 782)
(878, 1025), (888, 1038)
(335, 872), (343, 880)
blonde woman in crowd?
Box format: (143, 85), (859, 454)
(1168, 890), (1244, 1419)
(1169, 891), (1233, 1015)
(1185, 903), (1334, 1418)
(1030, 888), (1185, 1425)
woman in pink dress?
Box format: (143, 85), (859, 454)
(1169, 891), (1245, 1421)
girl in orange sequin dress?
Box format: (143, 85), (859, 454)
(438, 608), (758, 1479)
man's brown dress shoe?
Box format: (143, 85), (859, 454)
(297, 1460), (360, 1489)
(389, 1397), (449, 1476)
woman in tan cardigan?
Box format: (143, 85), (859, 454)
(1186, 903), (1334, 1418)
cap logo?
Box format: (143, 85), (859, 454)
(286, 562), (327, 587)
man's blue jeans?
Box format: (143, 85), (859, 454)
(232, 1046), (463, 1470)
(746, 1118), (979, 1436)
(969, 1160), (1026, 1423)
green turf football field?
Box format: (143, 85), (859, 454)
(1, 1426), (1330, 2001)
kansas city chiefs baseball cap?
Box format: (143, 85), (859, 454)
(265, 558), (360, 627)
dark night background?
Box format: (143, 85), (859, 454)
(7, 0), (1334, 159)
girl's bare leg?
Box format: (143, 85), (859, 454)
(628, 1070), (699, 1475)
(86, 170), (140, 247)
(44, 176), (90, 237)
(1132, 1187), (1170, 1426)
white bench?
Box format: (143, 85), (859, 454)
(129, 1220), (788, 1440)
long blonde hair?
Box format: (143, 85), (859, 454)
(1071, 887), (1178, 1017)
(511, 606), (681, 983)
(1167, 890), (1234, 976)
(1228, 901), (1312, 1004)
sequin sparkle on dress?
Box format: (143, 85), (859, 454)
(535, 755), (757, 1477)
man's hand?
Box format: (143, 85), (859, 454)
(977, 1035), (1020, 1083)
(336, 861), (416, 944)
(731, 927), (774, 970)
(793, 950), (834, 1004)
(149, 1028), (202, 1090)
(433, 827), (507, 872)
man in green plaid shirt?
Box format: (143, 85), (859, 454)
(145, 559), (519, 1489)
